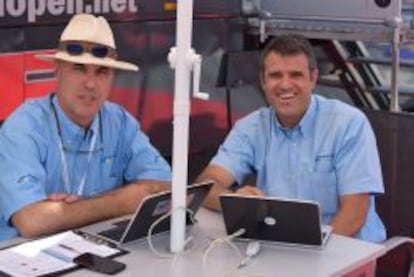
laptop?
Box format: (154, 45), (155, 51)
(79, 181), (213, 245)
(220, 194), (332, 248)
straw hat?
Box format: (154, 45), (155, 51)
(37, 14), (138, 71)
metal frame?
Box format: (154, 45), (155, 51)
(248, 0), (414, 112)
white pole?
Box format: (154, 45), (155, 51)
(170, 0), (194, 252)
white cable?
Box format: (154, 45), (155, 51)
(147, 207), (197, 259)
(202, 228), (246, 277)
(239, 241), (261, 268)
(223, 241), (261, 277)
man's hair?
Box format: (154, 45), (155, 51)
(260, 34), (317, 73)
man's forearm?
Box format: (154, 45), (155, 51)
(12, 191), (128, 237)
(330, 193), (369, 237)
(331, 211), (364, 237)
(197, 165), (240, 211)
(12, 180), (170, 238)
(203, 184), (233, 211)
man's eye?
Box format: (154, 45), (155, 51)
(291, 72), (304, 78)
(97, 68), (110, 75)
(268, 72), (281, 79)
(73, 65), (85, 71)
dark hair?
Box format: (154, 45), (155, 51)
(260, 34), (317, 73)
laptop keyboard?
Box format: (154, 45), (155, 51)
(98, 219), (130, 241)
(113, 219), (129, 228)
(98, 226), (126, 241)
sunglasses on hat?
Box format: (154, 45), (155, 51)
(59, 41), (118, 59)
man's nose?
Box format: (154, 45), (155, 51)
(279, 76), (292, 89)
(84, 72), (97, 89)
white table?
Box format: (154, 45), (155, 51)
(67, 208), (385, 277)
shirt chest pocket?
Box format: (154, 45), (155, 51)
(100, 155), (123, 191)
(308, 155), (338, 215)
(314, 155), (334, 173)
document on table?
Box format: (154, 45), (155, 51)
(0, 230), (124, 277)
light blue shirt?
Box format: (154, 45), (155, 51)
(211, 95), (386, 242)
(0, 94), (171, 240)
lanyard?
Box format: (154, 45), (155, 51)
(57, 129), (97, 195)
(50, 95), (100, 195)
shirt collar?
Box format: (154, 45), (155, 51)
(299, 95), (317, 138)
(272, 95), (317, 138)
(52, 94), (100, 142)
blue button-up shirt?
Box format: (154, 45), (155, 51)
(211, 95), (386, 242)
(0, 94), (171, 240)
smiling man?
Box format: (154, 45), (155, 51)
(0, 14), (171, 240)
(197, 34), (386, 242)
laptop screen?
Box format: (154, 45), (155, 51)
(220, 194), (329, 247)
(95, 181), (213, 244)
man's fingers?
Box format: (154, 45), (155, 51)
(47, 193), (68, 201)
(46, 193), (82, 203)
(236, 186), (265, 197)
(64, 194), (82, 203)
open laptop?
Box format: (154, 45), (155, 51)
(220, 194), (332, 248)
(79, 181), (213, 245)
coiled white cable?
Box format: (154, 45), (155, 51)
(202, 228), (246, 277)
(147, 207), (197, 259)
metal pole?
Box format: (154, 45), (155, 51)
(390, 19), (401, 112)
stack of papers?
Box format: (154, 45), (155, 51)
(0, 231), (122, 277)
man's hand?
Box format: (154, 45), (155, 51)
(46, 193), (82, 203)
(108, 181), (170, 214)
(197, 165), (266, 210)
(235, 186), (265, 197)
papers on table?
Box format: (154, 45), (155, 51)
(0, 231), (122, 277)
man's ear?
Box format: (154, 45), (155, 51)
(53, 61), (59, 77)
(310, 67), (319, 84)
(259, 72), (265, 91)
(259, 72), (270, 105)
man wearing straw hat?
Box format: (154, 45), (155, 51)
(0, 14), (171, 240)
